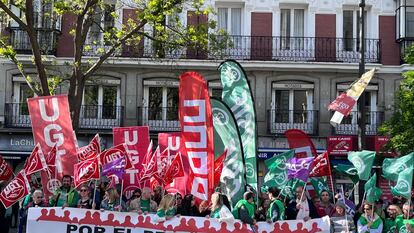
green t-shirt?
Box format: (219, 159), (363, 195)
(395, 215), (414, 233)
(56, 190), (68, 207)
(140, 199), (150, 212)
(383, 218), (396, 233)
(211, 208), (221, 219)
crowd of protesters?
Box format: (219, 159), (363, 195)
(1, 175), (414, 233)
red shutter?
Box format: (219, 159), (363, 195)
(56, 13), (76, 57)
(379, 16), (400, 65)
(122, 8), (144, 57)
(315, 14), (336, 62)
(251, 12), (272, 60)
(186, 11), (208, 59)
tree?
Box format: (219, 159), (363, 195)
(0, 0), (221, 130)
(379, 45), (414, 155)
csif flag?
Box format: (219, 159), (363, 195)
(382, 152), (414, 181)
(23, 144), (47, 176)
(310, 177), (330, 197)
(263, 150), (295, 187)
(0, 155), (13, 182)
(309, 151), (331, 177)
(329, 68), (376, 126)
(348, 150), (375, 181)
(163, 152), (185, 186)
(77, 134), (101, 161)
(334, 164), (360, 184)
(364, 173), (382, 203)
(219, 60), (257, 197)
(0, 171), (30, 208)
(74, 158), (100, 188)
(391, 166), (413, 199)
(179, 71), (214, 201)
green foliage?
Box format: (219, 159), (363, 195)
(379, 46), (414, 154)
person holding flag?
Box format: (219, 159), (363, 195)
(383, 204), (402, 233)
(49, 175), (79, 208)
(395, 201), (414, 233)
(357, 202), (383, 233)
(266, 187), (285, 222)
(286, 185), (319, 220)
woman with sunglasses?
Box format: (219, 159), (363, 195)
(357, 202), (383, 233)
(77, 184), (94, 209)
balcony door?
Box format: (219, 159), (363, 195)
(251, 12), (272, 60)
(10, 82), (35, 127)
(217, 7), (243, 58)
(143, 80), (180, 131)
(271, 82), (314, 134)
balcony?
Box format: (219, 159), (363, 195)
(121, 35), (380, 63)
(268, 109), (318, 135)
(5, 103), (123, 130)
(138, 107), (180, 132)
(8, 28), (59, 55)
(333, 111), (385, 135)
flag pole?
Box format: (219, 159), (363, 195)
(329, 175), (336, 205)
(92, 179), (97, 209)
(299, 185), (306, 203)
(341, 185), (350, 233)
(119, 179), (124, 212)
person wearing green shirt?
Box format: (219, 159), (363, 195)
(266, 187), (285, 222)
(383, 204), (401, 233)
(233, 191), (256, 225)
(155, 194), (177, 222)
(395, 202), (414, 233)
(210, 192), (234, 222)
(357, 203), (383, 233)
(128, 187), (157, 213)
(49, 175), (79, 208)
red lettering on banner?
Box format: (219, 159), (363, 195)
(28, 95), (77, 177)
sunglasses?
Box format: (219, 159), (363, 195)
(80, 189), (88, 192)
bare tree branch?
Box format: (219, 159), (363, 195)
(0, 2), (28, 30)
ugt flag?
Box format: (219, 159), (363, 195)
(23, 144), (47, 176)
(309, 152), (331, 177)
(77, 134), (101, 161)
(391, 166), (413, 199)
(219, 60), (258, 197)
(0, 155), (13, 182)
(28, 95), (77, 177)
(382, 152), (414, 181)
(74, 158), (100, 188)
(0, 171), (30, 208)
(348, 150), (375, 181)
(329, 68), (376, 126)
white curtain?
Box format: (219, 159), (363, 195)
(231, 8), (241, 35)
(293, 9), (304, 49)
(280, 9), (290, 49)
(218, 8), (228, 32)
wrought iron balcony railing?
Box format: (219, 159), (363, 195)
(138, 107), (180, 132)
(8, 28), (59, 55)
(121, 35), (381, 63)
(5, 103), (123, 129)
(268, 109), (319, 135)
(333, 111), (385, 135)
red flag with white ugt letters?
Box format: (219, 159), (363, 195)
(163, 152), (185, 186)
(0, 155), (13, 182)
(73, 158), (100, 188)
(309, 152), (331, 177)
(23, 143), (47, 176)
(0, 171), (30, 208)
(77, 134), (101, 161)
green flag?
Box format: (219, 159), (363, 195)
(391, 166), (413, 199)
(364, 173), (382, 203)
(211, 99), (246, 207)
(383, 152), (414, 181)
(219, 60), (258, 196)
(348, 150), (376, 180)
(334, 164), (360, 184)
(280, 179), (306, 199)
(263, 150), (295, 188)
(310, 177), (330, 197)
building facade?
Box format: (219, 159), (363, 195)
(0, 0), (411, 199)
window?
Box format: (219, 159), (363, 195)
(342, 10), (367, 51)
(87, 4), (116, 46)
(143, 80), (179, 122)
(217, 8), (242, 35)
(280, 8), (304, 50)
(13, 83), (34, 115)
(82, 84), (120, 119)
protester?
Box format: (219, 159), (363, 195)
(317, 190), (335, 217)
(77, 184), (94, 209)
(153, 186), (164, 205)
(175, 192), (183, 210)
(233, 191), (256, 225)
(179, 194), (200, 216)
(49, 175), (79, 207)
(395, 201), (414, 233)
(266, 187), (285, 222)
(210, 192), (234, 222)
(18, 190), (47, 233)
(286, 185), (319, 220)
(154, 194), (177, 221)
(129, 187), (157, 213)
(374, 200), (386, 220)
(255, 199), (270, 221)
(100, 188), (126, 212)
(331, 201), (355, 232)
(199, 200), (211, 217)
(383, 204), (401, 233)
(357, 202), (383, 233)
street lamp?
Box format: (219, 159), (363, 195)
(358, 0), (366, 151)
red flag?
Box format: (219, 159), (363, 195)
(99, 144), (127, 165)
(158, 133), (188, 195)
(163, 152), (185, 185)
(179, 72), (214, 201)
(113, 126), (150, 170)
(23, 144), (47, 176)
(0, 171), (30, 208)
(285, 129), (318, 158)
(214, 150), (227, 188)
(77, 134), (101, 161)
(309, 152), (331, 177)
(157, 147), (170, 179)
(28, 95), (77, 177)
(73, 158), (100, 188)
(0, 155), (13, 182)
(41, 145), (61, 201)
(328, 92), (357, 116)
(45, 144), (57, 167)
(140, 146), (159, 184)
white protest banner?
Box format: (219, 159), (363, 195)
(27, 207), (331, 233)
